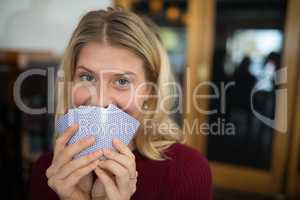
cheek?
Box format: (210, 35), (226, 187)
(116, 93), (137, 116)
(120, 89), (147, 118)
(72, 85), (91, 107)
(115, 92), (139, 117)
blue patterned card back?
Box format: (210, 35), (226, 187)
(56, 104), (140, 159)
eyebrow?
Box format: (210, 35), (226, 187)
(76, 65), (137, 76)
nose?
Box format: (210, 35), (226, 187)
(90, 85), (114, 108)
(94, 95), (110, 108)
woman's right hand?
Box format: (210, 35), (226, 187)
(46, 124), (103, 200)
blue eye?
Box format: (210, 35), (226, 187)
(80, 73), (94, 82)
(115, 78), (130, 87)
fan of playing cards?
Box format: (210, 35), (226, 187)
(55, 104), (140, 160)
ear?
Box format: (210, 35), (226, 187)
(144, 82), (153, 96)
(141, 84), (153, 105)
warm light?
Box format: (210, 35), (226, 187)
(149, 0), (163, 14)
(166, 6), (180, 22)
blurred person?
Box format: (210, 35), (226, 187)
(248, 52), (281, 167)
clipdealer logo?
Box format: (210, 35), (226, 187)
(250, 67), (287, 133)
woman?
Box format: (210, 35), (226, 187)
(31, 7), (212, 200)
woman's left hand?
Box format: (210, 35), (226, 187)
(92, 138), (137, 200)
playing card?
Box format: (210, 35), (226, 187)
(55, 104), (140, 159)
(56, 109), (76, 134)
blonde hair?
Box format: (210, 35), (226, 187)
(55, 7), (185, 160)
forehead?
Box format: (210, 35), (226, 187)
(76, 42), (144, 74)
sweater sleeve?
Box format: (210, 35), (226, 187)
(30, 152), (59, 200)
(163, 144), (213, 200)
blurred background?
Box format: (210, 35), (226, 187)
(0, 0), (300, 199)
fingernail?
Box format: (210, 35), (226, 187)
(72, 124), (79, 128)
(96, 149), (103, 156)
(113, 138), (120, 143)
(92, 149), (101, 156)
(88, 136), (95, 142)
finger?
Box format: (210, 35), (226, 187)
(53, 136), (96, 171)
(46, 165), (55, 179)
(91, 178), (106, 198)
(64, 159), (99, 188)
(56, 149), (103, 179)
(54, 124), (79, 157)
(103, 149), (136, 178)
(78, 173), (93, 193)
(98, 160), (129, 190)
(95, 167), (120, 199)
(112, 138), (135, 159)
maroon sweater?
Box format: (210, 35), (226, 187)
(30, 143), (212, 200)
